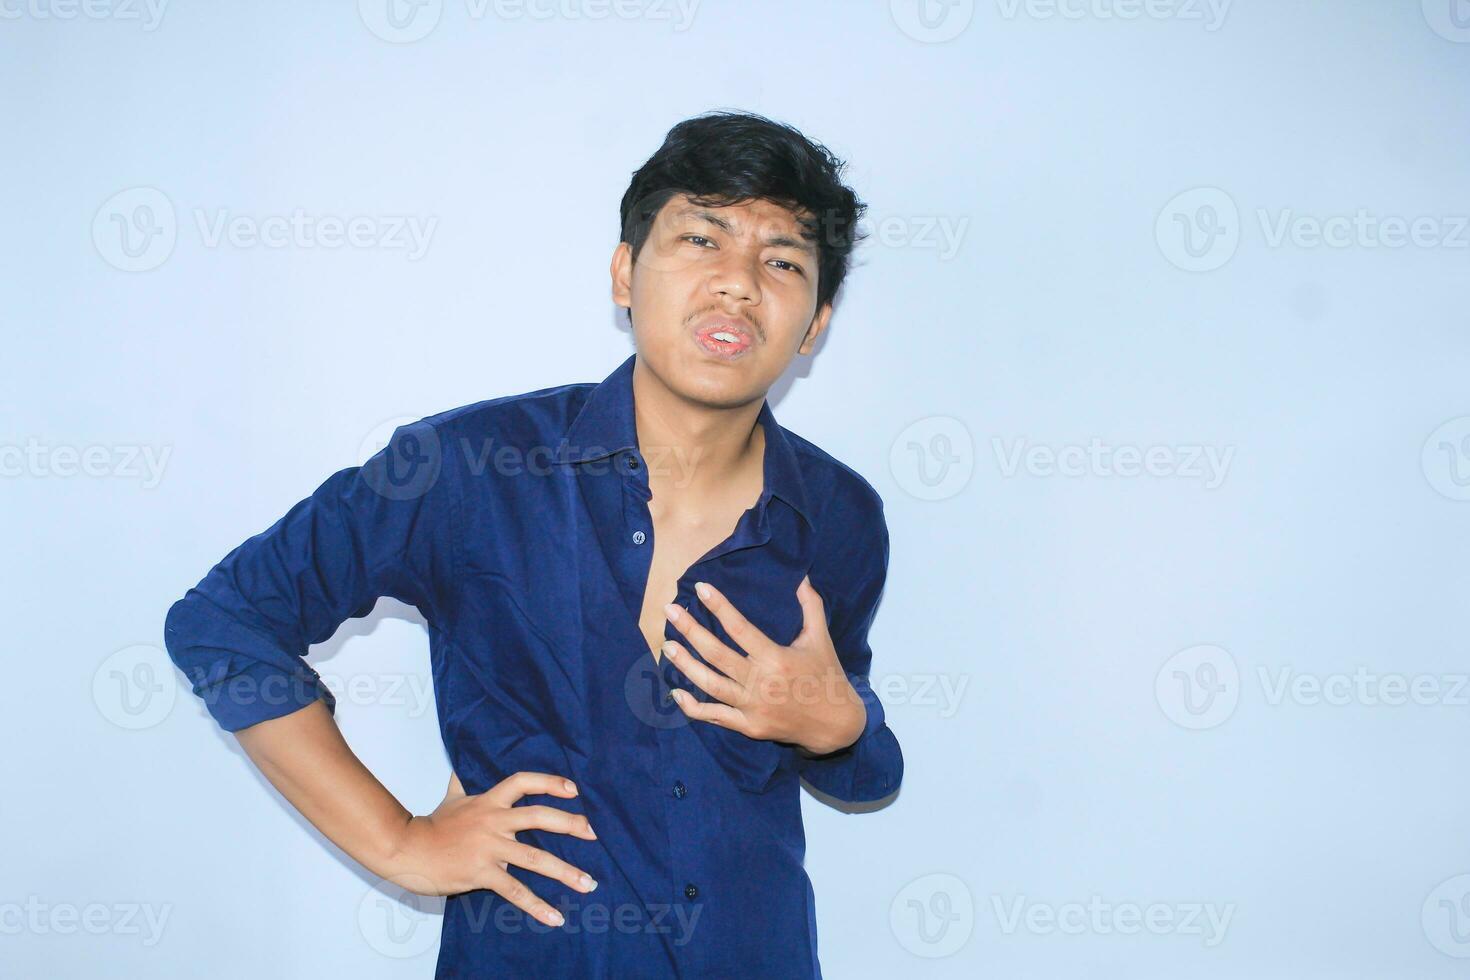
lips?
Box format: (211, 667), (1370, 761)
(691, 315), (754, 359)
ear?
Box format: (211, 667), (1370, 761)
(797, 301), (833, 355)
(610, 240), (633, 308)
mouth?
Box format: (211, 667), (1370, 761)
(691, 316), (754, 360)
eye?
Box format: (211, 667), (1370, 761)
(682, 234), (715, 247)
(769, 259), (805, 276)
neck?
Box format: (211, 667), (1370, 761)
(630, 358), (765, 506)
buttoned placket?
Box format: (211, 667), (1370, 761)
(612, 442), (780, 952)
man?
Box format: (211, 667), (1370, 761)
(163, 109), (903, 978)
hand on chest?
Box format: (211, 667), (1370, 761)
(637, 492), (760, 665)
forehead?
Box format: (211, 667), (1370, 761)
(659, 192), (813, 236)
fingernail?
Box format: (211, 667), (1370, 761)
(563, 779), (576, 794)
(662, 641), (677, 659)
(547, 909), (565, 926)
(695, 581), (711, 600)
(588, 824), (598, 839)
(580, 874), (597, 892)
(664, 602), (682, 622)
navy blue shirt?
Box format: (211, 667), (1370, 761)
(163, 351), (903, 978)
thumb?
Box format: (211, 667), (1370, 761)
(795, 574), (828, 643)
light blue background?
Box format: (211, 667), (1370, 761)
(4, 1), (1470, 977)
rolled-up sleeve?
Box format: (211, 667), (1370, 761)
(162, 418), (456, 732)
(797, 495), (903, 803)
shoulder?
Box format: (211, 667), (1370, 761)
(778, 424), (889, 595)
(364, 379), (594, 496)
(779, 425), (891, 624)
(416, 379), (594, 447)
(780, 424), (887, 531)
(385, 382), (596, 473)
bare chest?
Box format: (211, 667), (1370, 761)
(637, 494), (758, 666)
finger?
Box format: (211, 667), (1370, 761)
(665, 600), (748, 682)
(500, 839), (599, 895)
(671, 688), (753, 735)
(484, 867), (568, 928)
(692, 581), (775, 661)
(794, 574), (828, 644)
(505, 804), (598, 841)
(661, 640), (744, 706)
(485, 771), (579, 809)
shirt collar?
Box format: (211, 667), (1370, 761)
(562, 352), (813, 529)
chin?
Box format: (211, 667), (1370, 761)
(677, 373), (761, 411)
(667, 356), (765, 408)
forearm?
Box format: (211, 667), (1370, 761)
(233, 699), (412, 879)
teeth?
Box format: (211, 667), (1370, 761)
(712, 331), (738, 343)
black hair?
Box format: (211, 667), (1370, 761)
(619, 109), (868, 312)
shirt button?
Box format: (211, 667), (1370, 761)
(684, 883), (699, 899)
(625, 454), (640, 471)
(632, 530), (646, 545)
(672, 780), (687, 799)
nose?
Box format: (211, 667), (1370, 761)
(707, 249), (762, 307)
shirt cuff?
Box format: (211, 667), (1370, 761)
(188, 658), (337, 733)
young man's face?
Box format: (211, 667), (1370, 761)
(611, 192), (833, 410)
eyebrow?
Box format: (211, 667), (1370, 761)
(674, 207), (818, 256)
